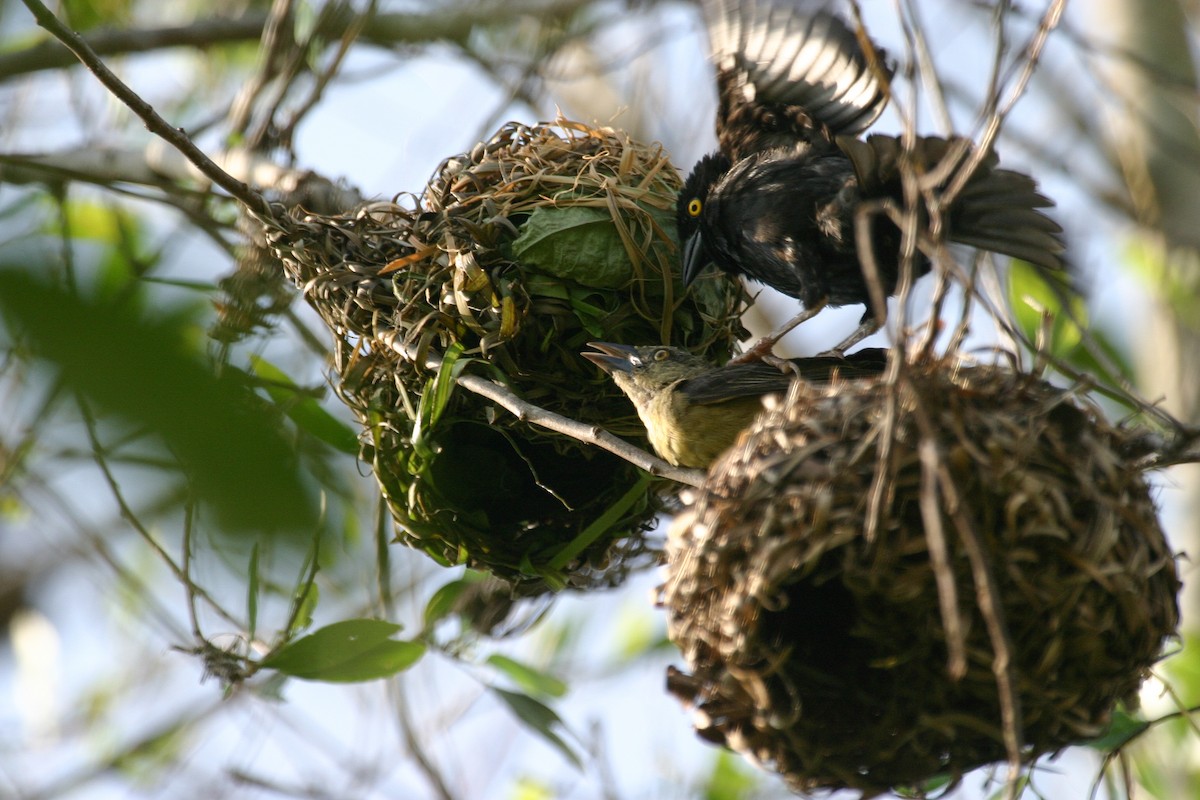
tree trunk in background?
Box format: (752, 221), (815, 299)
(1086, 0), (1200, 631)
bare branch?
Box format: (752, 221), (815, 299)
(20, 0), (272, 217)
(942, 0), (1069, 207)
(76, 392), (246, 633)
(1, 1), (598, 83)
(276, 0), (383, 149)
(226, 0), (302, 142)
(0, 144), (358, 205)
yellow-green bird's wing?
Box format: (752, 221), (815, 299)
(678, 348), (888, 406)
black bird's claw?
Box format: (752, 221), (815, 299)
(728, 298), (832, 366)
(822, 318), (882, 357)
(727, 337), (777, 365)
(763, 354), (802, 376)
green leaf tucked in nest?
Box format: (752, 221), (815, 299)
(511, 205), (677, 290)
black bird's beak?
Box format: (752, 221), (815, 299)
(583, 341), (637, 374)
(680, 231), (708, 287)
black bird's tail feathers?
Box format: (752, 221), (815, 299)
(836, 134), (1066, 273)
(706, 0), (894, 157)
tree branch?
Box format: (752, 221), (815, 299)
(2, 1), (597, 82)
(0, 145), (350, 198)
(21, 0), (272, 217)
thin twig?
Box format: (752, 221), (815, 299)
(277, 0), (382, 148)
(75, 393), (246, 631)
(0, 1), (597, 81)
(914, 401), (1026, 796)
(901, 0), (954, 135)
(852, 196), (898, 331)
(20, 470), (190, 641)
(917, 436), (967, 679)
(864, 348), (904, 542)
(942, 0), (1068, 207)
(181, 498), (204, 641)
(374, 496), (395, 619)
(20, 0), (273, 217)
(391, 680), (458, 800)
(277, 501), (326, 643)
(226, 0), (299, 141)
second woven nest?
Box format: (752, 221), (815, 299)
(267, 119), (745, 592)
(662, 359), (1179, 795)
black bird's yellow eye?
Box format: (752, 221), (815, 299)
(686, 198), (702, 218)
(653, 348), (670, 362)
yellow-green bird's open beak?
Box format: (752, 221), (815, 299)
(582, 341), (638, 374)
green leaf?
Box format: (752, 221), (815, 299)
(46, 200), (153, 302)
(413, 343), (467, 460)
(1164, 630), (1200, 705)
(703, 751), (758, 800)
(0, 271), (317, 534)
(1008, 260), (1086, 357)
(423, 571), (490, 628)
(510, 207), (633, 289)
(507, 777), (555, 800)
(289, 582), (320, 635)
(486, 654), (567, 699)
(522, 275), (571, 300)
(1125, 236), (1200, 325)
(261, 619), (425, 682)
(61, 0), (133, 30)
(547, 473), (650, 570)
(609, 604), (672, 666)
(111, 716), (191, 775)
(565, 286), (616, 338)
(491, 688), (581, 768)
(1084, 709), (1152, 751)
(251, 357), (360, 455)
(423, 580), (468, 628)
(247, 542), (260, 643)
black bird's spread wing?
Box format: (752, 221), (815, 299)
(678, 348), (888, 406)
(705, 0), (894, 160)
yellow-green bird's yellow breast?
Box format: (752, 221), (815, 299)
(640, 383), (768, 469)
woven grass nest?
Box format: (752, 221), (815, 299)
(661, 358), (1180, 796)
(266, 119), (745, 592)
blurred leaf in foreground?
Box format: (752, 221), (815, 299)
(0, 269), (318, 534)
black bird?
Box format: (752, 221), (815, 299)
(678, 0), (1065, 356)
(583, 342), (887, 468)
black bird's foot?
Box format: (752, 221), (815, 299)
(728, 336), (779, 365)
(731, 346), (802, 377)
(817, 318), (882, 358)
(730, 299), (830, 365)
(763, 353), (803, 376)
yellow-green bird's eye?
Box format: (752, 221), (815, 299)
(687, 198), (702, 217)
(653, 348), (670, 361)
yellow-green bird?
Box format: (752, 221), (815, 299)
(584, 343), (888, 469)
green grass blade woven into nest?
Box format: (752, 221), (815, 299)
(267, 119), (747, 594)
